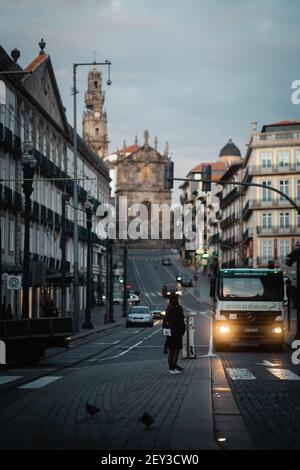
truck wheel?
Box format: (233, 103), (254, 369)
(15, 340), (43, 367)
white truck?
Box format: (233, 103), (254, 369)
(211, 268), (285, 351)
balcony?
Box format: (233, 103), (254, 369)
(40, 205), (47, 222)
(242, 200), (254, 221)
(221, 236), (235, 250)
(256, 225), (300, 236)
(220, 214), (237, 230)
(242, 227), (253, 242)
(208, 233), (220, 245)
(31, 201), (39, 221)
(252, 130), (300, 148)
(47, 208), (54, 225)
(249, 164), (300, 175)
(220, 187), (239, 210)
(12, 134), (22, 158)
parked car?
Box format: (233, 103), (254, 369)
(180, 276), (193, 287)
(161, 284), (181, 298)
(162, 257), (172, 266)
(150, 304), (166, 319)
(126, 306), (153, 327)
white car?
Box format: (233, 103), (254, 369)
(126, 306), (153, 327)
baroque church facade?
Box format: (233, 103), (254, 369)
(82, 66), (173, 244)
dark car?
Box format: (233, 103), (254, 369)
(180, 276), (193, 287)
(162, 257), (172, 266)
(161, 283), (181, 298)
(150, 304), (166, 319)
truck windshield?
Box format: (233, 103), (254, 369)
(219, 275), (283, 301)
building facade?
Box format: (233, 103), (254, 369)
(0, 41), (110, 319)
(242, 121), (300, 269)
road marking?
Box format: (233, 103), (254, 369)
(19, 376), (62, 389)
(257, 360), (282, 367)
(267, 368), (300, 380)
(0, 376), (22, 386)
(93, 341), (120, 346)
(99, 341), (143, 361)
(226, 368), (256, 380)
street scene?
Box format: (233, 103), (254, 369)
(1, 0), (300, 458)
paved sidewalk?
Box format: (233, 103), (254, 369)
(70, 304), (125, 342)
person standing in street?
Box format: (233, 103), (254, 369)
(163, 292), (186, 375)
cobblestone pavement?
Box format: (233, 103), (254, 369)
(0, 249), (218, 450)
(221, 352), (300, 449)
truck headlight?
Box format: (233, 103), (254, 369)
(272, 326), (283, 334)
(219, 325), (230, 334)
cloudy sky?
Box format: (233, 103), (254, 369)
(1, 0), (300, 194)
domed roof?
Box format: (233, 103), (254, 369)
(219, 138), (241, 158)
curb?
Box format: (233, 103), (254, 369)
(69, 320), (124, 343)
(211, 356), (257, 450)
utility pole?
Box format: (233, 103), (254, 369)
(122, 241), (128, 318)
(21, 143), (36, 319)
(60, 193), (68, 317)
(82, 199), (93, 329)
(108, 239), (114, 322)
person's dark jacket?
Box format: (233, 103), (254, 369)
(163, 304), (186, 349)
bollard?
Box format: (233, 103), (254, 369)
(182, 315), (196, 359)
(0, 340), (6, 365)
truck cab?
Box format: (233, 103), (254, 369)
(212, 268), (285, 351)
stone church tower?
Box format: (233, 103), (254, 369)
(82, 65), (109, 158)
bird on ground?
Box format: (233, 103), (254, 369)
(139, 411), (154, 429)
(86, 403), (100, 417)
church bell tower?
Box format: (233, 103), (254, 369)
(82, 65), (109, 158)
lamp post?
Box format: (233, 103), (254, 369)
(82, 194), (93, 329)
(21, 142), (36, 318)
(72, 59), (111, 333)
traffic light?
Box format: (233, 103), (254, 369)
(202, 164), (212, 192)
(165, 158), (174, 190)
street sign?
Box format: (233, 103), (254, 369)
(7, 275), (22, 290)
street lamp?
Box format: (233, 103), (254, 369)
(72, 59), (111, 333)
(82, 193), (93, 329)
(21, 142), (36, 318)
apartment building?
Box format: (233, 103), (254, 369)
(242, 121), (300, 268)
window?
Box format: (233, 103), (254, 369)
(279, 180), (289, 200)
(261, 240), (273, 261)
(297, 180), (300, 201)
(279, 212), (290, 229)
(94, 81), (98, 88)
(278, 151), (289, 168)
(278, 151), (289, 167)
(262, 181), (272, 201)
(0, 216), (5, 251)
(296, 150), (300, 168)
(9, 219), (14, 252)
(298, 213), (300, 228)
(262, 213), (272, 229)
(279, 240), (290, 259)
(260, 151), (272, 169)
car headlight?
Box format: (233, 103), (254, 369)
(167, 291), (171, 295)
(219, 325), (230, 334)
(176, 291), (182, 295)
(272, 326), (283, 334)
(161, 311), (166, 316)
